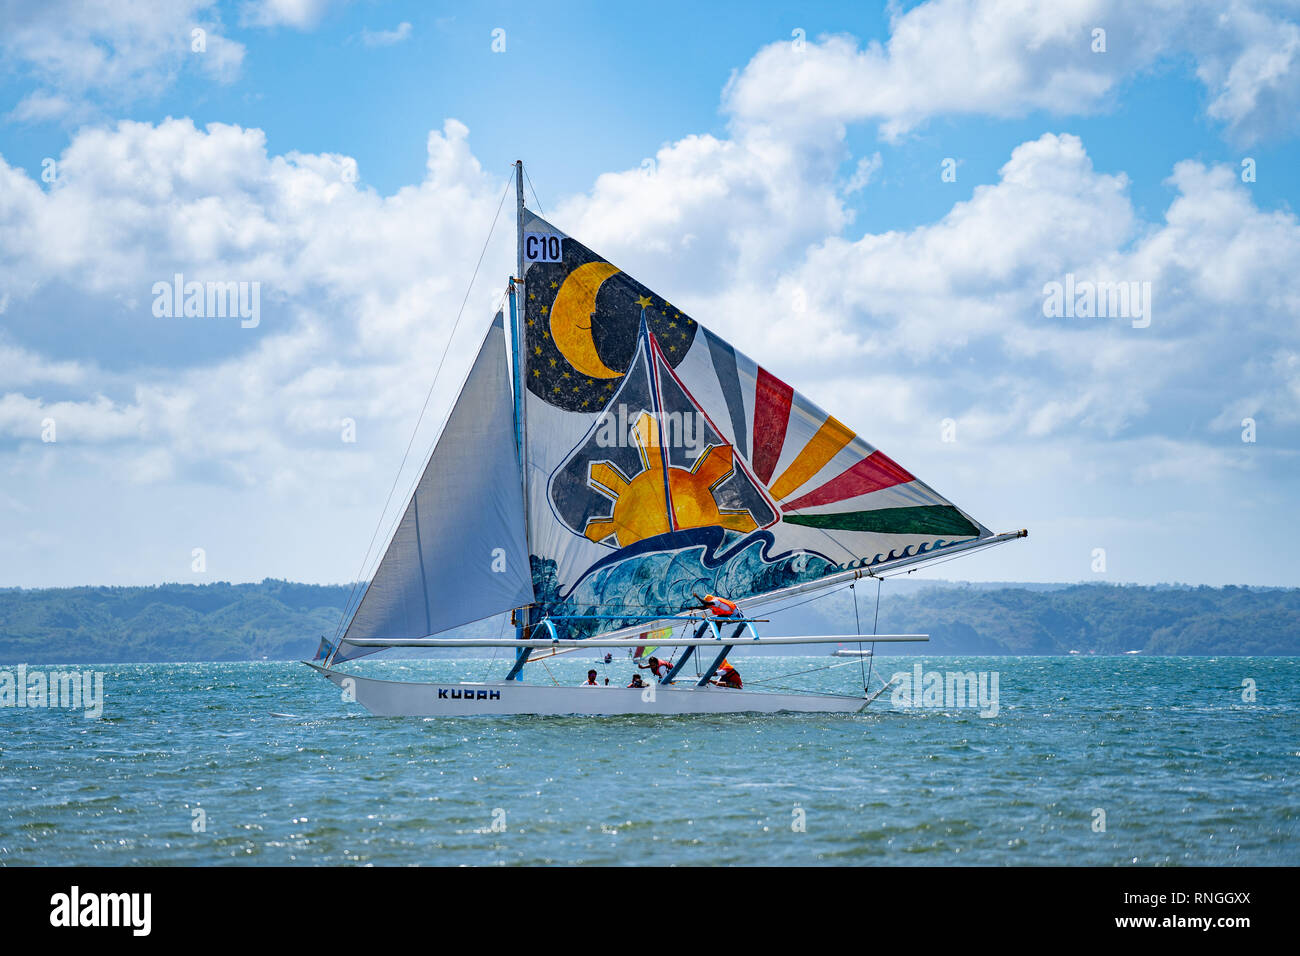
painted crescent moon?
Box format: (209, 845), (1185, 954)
(550, 260), (622, 379)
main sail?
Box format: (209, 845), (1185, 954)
(336, 311), (534, 661)
(520, 210), (991, 638)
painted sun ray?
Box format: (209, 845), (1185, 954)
(781, 449), (916, 512)
(750, 367), (794, 485)
(782, 478), (947, 516)
(768, 415), (857, 502)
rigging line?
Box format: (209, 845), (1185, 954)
(522, 165), (544, 215)
(852, 582), (867, 690)
(867, 575), (881, 691)
(748, 658), (863, 685)
(329, 175), (514, 648)
(759, 580), (854, 618)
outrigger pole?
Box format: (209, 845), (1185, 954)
(344, 634), (929, 648)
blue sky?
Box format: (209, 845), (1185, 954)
(1, 0), (1298, 589)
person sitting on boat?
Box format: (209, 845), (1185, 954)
(637, 656), (672, 681)
(580, 669), (599, 686)
(711, 660), (743, 689)
(627, 673), (646, 689)
(692, 592), (739, 618)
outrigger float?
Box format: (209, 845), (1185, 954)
(308, 162), (1025, 717)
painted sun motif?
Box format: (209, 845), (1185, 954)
(583, 411), (759, 546)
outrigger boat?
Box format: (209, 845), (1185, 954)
(309, 163), (1026, 717)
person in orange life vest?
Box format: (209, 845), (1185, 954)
(711, 660), (743, 689)
(692, 592), (739, 618)
(628, 673), (646, 689)
(580, 669), (598, 686)
(637, 655), (672, 680)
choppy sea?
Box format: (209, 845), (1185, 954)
(1, 656), (1295, 865)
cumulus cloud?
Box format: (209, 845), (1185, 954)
(0, 0), (245, 121)
(0, 117), (520, 587)
(723, 0), (1300, 143)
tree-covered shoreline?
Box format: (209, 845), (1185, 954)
(0, 578), (1295, 664)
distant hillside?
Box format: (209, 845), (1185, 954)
(0, 579), (1296, 663)
(0, 580), (351, 664)
(772, 582), (1300, 656)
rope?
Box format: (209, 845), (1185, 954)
(867, 576), (881, 690)
(523, 165), (544, 215)
(851, 582), (866, 690)
(747, 658), (863, 685)
(329, 175), (514, 655)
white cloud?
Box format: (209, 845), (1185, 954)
(0, 0), (245, 121)
(844, 151), (882, 194)
(723, 0), (1300, 144)
(360, 22), (412, 48)
(238, 0), (336, 30)
(0, 116), (517, 547)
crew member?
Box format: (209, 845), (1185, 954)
(637, 656), (672, 681)
(711, 660), (743, 689)
(580, 669), (599, 686)
(693, 592), (739, 618)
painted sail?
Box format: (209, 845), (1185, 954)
(337, 311), (534, 661)
(520, 210), (991, 638)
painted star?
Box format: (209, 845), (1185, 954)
(635, 295), (653, 309)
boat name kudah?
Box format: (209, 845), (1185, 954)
(438, 688), (503, 700)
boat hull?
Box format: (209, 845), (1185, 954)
(305, 662), (866, 717)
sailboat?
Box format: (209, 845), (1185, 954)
(307, 163), (1026, 716)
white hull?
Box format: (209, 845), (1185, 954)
(305, 662), (866, 717)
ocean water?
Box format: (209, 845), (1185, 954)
(1, 656), (1295, 866)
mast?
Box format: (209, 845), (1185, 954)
(509, 159), (533, 664)
(509, 160), (528, 494)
